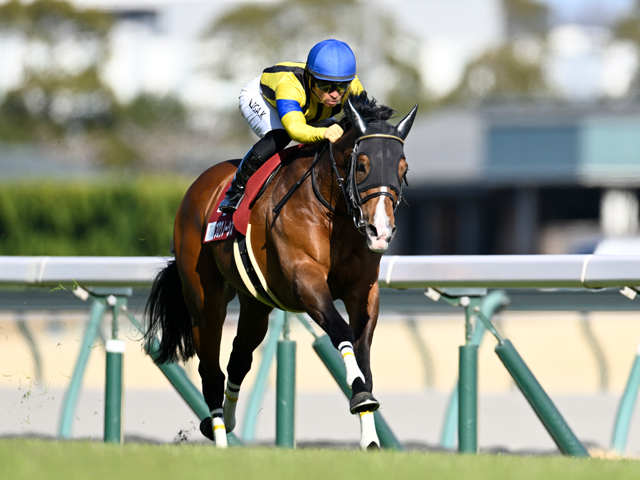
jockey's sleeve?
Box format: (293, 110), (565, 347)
(278, 108), (326, 144)
(275, 79), (326, 144)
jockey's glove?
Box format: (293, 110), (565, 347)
(324, 124), (344, 143)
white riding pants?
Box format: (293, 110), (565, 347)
(238, 76), (284, 139)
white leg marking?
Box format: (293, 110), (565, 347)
(338, 341), (365, 389)
(213, 415), (228, 448)
(211, 408), (228, 448)
(359, 410), (380, 451)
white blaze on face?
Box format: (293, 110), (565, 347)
(368, 187), (392, 253)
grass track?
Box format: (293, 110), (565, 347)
(1, 439), (639, 480)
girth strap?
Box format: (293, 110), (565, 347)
(232, 224), (302, 312)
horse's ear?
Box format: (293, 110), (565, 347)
(396, 104), (419, 141)
(345, 97), (369, 137)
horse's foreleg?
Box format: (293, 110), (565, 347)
(223, 293), (272, 433)
(350, 311), (377, 393)
(343, 283), (381, 415)
(291, 268), (378, 413)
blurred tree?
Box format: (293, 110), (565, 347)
(0, 1), (115, 137)
(612, 0), (640, 97)
(444, 0), (552, 104)
(505, 0), (549, 39)
(0, 0), (187, 167)
(120, 94), (187, 129)
(201, 0), (427, 116)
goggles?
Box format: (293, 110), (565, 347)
(313, 78), (352, 94)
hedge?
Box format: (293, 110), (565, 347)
(0, 177), (193, 256)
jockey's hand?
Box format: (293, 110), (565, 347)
(324, 124), (344, 143)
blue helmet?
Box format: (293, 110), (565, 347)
(306, 39), (356, 82)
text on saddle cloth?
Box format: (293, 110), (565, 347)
(203, 178), (237, 243)
(203, 145), (302, 243)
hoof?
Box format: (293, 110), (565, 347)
(199, 417), (214, 441)
(364, 441), (380, 451)
(350, 391), (380, 414)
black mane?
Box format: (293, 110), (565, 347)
(339, 91), (396, 130)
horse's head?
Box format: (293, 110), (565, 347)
(343, 97), (418, 253)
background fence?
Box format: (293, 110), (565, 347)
(2, 255), (640, 454)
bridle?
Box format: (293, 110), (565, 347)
(326, 132), (407, 235)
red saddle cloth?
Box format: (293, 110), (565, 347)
(203, 145), (302, 243)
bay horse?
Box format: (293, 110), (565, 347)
(144, 93), (417, 450)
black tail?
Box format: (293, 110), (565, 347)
(144, 258), (196, 365)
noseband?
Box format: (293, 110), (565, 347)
(327, 133), (406, 234)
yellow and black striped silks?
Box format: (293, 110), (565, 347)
(260, 62), (364, 144)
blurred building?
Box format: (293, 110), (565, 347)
(393, 102), (640, 255)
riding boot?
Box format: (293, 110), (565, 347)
(219, 148), (265, 214)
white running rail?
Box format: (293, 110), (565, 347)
(1, 255), (640, 289)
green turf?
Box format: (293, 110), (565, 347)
(1, 439), (639, 480)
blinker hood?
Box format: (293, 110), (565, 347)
(343, 99), (418, 207)
(353, 121), (405, 196)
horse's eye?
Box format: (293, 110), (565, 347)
(356, 163), (366, 173)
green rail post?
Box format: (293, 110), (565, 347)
(440, 290), (509, 449)
(276, 312), (296, 448)
(611, 348), (640, 454)
(59, 297), (107, 439)
(458, 295), (479, 454)
(104, 339), (125, 443)
(16, 316), (44, 386)
(103, 295), (127, 443)
(495, 339), (589, 457)
(458, 344), (478, 453)
(471, 307), (589, 458)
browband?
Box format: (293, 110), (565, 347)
(355, 134), (404, 145)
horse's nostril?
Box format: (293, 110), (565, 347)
(367, 225), (378, 237)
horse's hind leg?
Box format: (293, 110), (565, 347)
(223, 293), (272, 433)
(177, 244), (233, 447)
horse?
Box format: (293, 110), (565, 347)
(144, 92), (418, 450)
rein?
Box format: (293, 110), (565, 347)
(272, 143), (327, 219)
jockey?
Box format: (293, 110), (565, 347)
(219, 38), (364, 214)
